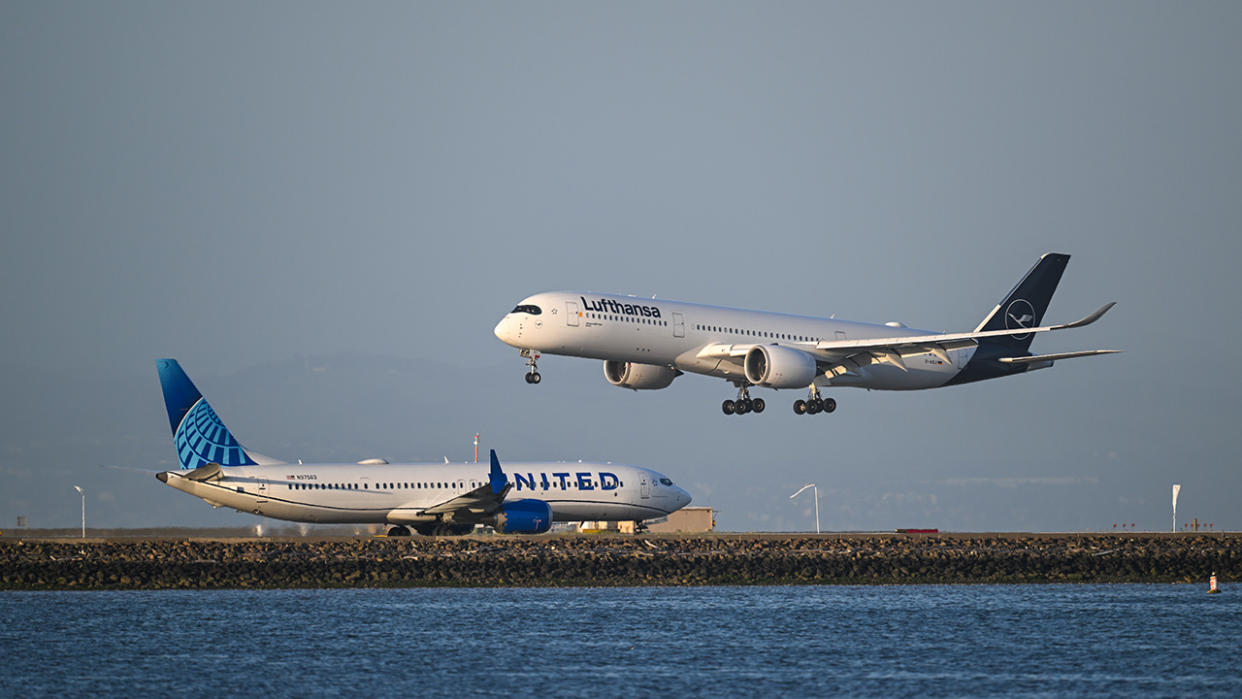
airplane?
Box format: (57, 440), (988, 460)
(153, 359), (691, 535)
(494, 253), (1119, 416)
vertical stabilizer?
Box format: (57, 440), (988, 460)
(973, 253), (1070, 353)
(156, 359), (256, 469)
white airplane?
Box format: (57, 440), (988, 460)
(154, 359), (691, 535)
(495, 253), (1119, 416)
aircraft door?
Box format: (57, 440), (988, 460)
(640, 475), (650, 499)
(566, 301), (579, 327)
(672, 312), (685, 338)
(257, 480), (268, 503)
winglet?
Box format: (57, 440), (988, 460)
(1052, 302), (1116, 330)
(489, 449), (508, 495)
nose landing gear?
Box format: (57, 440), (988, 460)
(520, 349), (541, 384)
(793, 385), (836, 415)
(722, 385), (765, 416)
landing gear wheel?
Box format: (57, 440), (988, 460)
(752, 398), (765, 413)
(722, 400), (735, 415)
(823, 397), (836, 413)
(520, 349), (541, 384)
(735, 400), (750, 415)
(793, 399), (806, 415)
(807, 399), (823, 414)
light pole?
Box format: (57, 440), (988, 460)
(1172, 484), (1181, 533)
(790, 483), (820, 534)
(72, 485), (85, 539)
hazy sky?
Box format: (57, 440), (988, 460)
(2, 2), (1240, 532)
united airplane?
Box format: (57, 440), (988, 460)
(495, 253), (1118, 416)
(154, 359), (691, 535)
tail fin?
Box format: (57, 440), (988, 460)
(973, 253), (1070, 353)
(156, 359), (256, 469)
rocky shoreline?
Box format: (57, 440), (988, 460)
(2, 533), (1237, 589)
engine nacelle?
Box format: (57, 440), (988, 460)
(744, 344), (818, 389)
(603, 360), (680, 390)
(490, 499), (553, 534)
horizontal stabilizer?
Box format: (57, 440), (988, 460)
(184, 462), (223, 481)
(998, 350), (1122, 364)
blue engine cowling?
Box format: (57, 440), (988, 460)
(492, 499), (553, 534)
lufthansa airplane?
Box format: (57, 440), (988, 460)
(154, 359), (691, 535)
(495, 253), (1118, 416)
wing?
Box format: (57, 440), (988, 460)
(807, 303), (1116, 357)
(692, 303), (1119, 376)
(420, 481), (506, 516)
(418, 450), (511, 518)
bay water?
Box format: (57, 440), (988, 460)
(2, 584), (1239, 697)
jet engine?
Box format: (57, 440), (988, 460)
(489, 499), (553, 534)
(603, 360), (680, 390)
(744, 344), (818, 389)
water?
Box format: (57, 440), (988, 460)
(1, 585), (1239, 697)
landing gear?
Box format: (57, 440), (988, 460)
(520, 348), (541, 384)
(387, 525), (411, 537)
(722, 386), (764, 416)
(794, 387), (836, 416)
(408, 522), (471, 536)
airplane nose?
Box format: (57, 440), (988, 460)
(493, 317), (510, 343)
(678, 487), (692, 507)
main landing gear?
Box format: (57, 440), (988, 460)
(520, 348), (541, 384)
(722, 385), (765, 416)
(793, 385), (836, 416)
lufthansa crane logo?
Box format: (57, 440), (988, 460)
(1005, 299), (1036, 339)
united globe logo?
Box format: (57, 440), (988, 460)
(174, 399), (254, 469)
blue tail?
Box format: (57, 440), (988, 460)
(973, 253), (1070, 353)
(157, 359), (256, 469)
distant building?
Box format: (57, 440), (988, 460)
(646, 507), (716, 533)
(577, 507), (716, 534)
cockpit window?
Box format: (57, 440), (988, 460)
(511, 304), (542, 315)
(659, 478), (672, 486)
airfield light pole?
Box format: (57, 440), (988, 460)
(73, 485), (85, 539)
(1172, 484), (1181, 533)
(790, 483), (820, 534)
(474, 433), (479, 463)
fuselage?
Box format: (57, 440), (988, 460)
(158, 460), (690, 526)
(494, 291), (977, 390)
